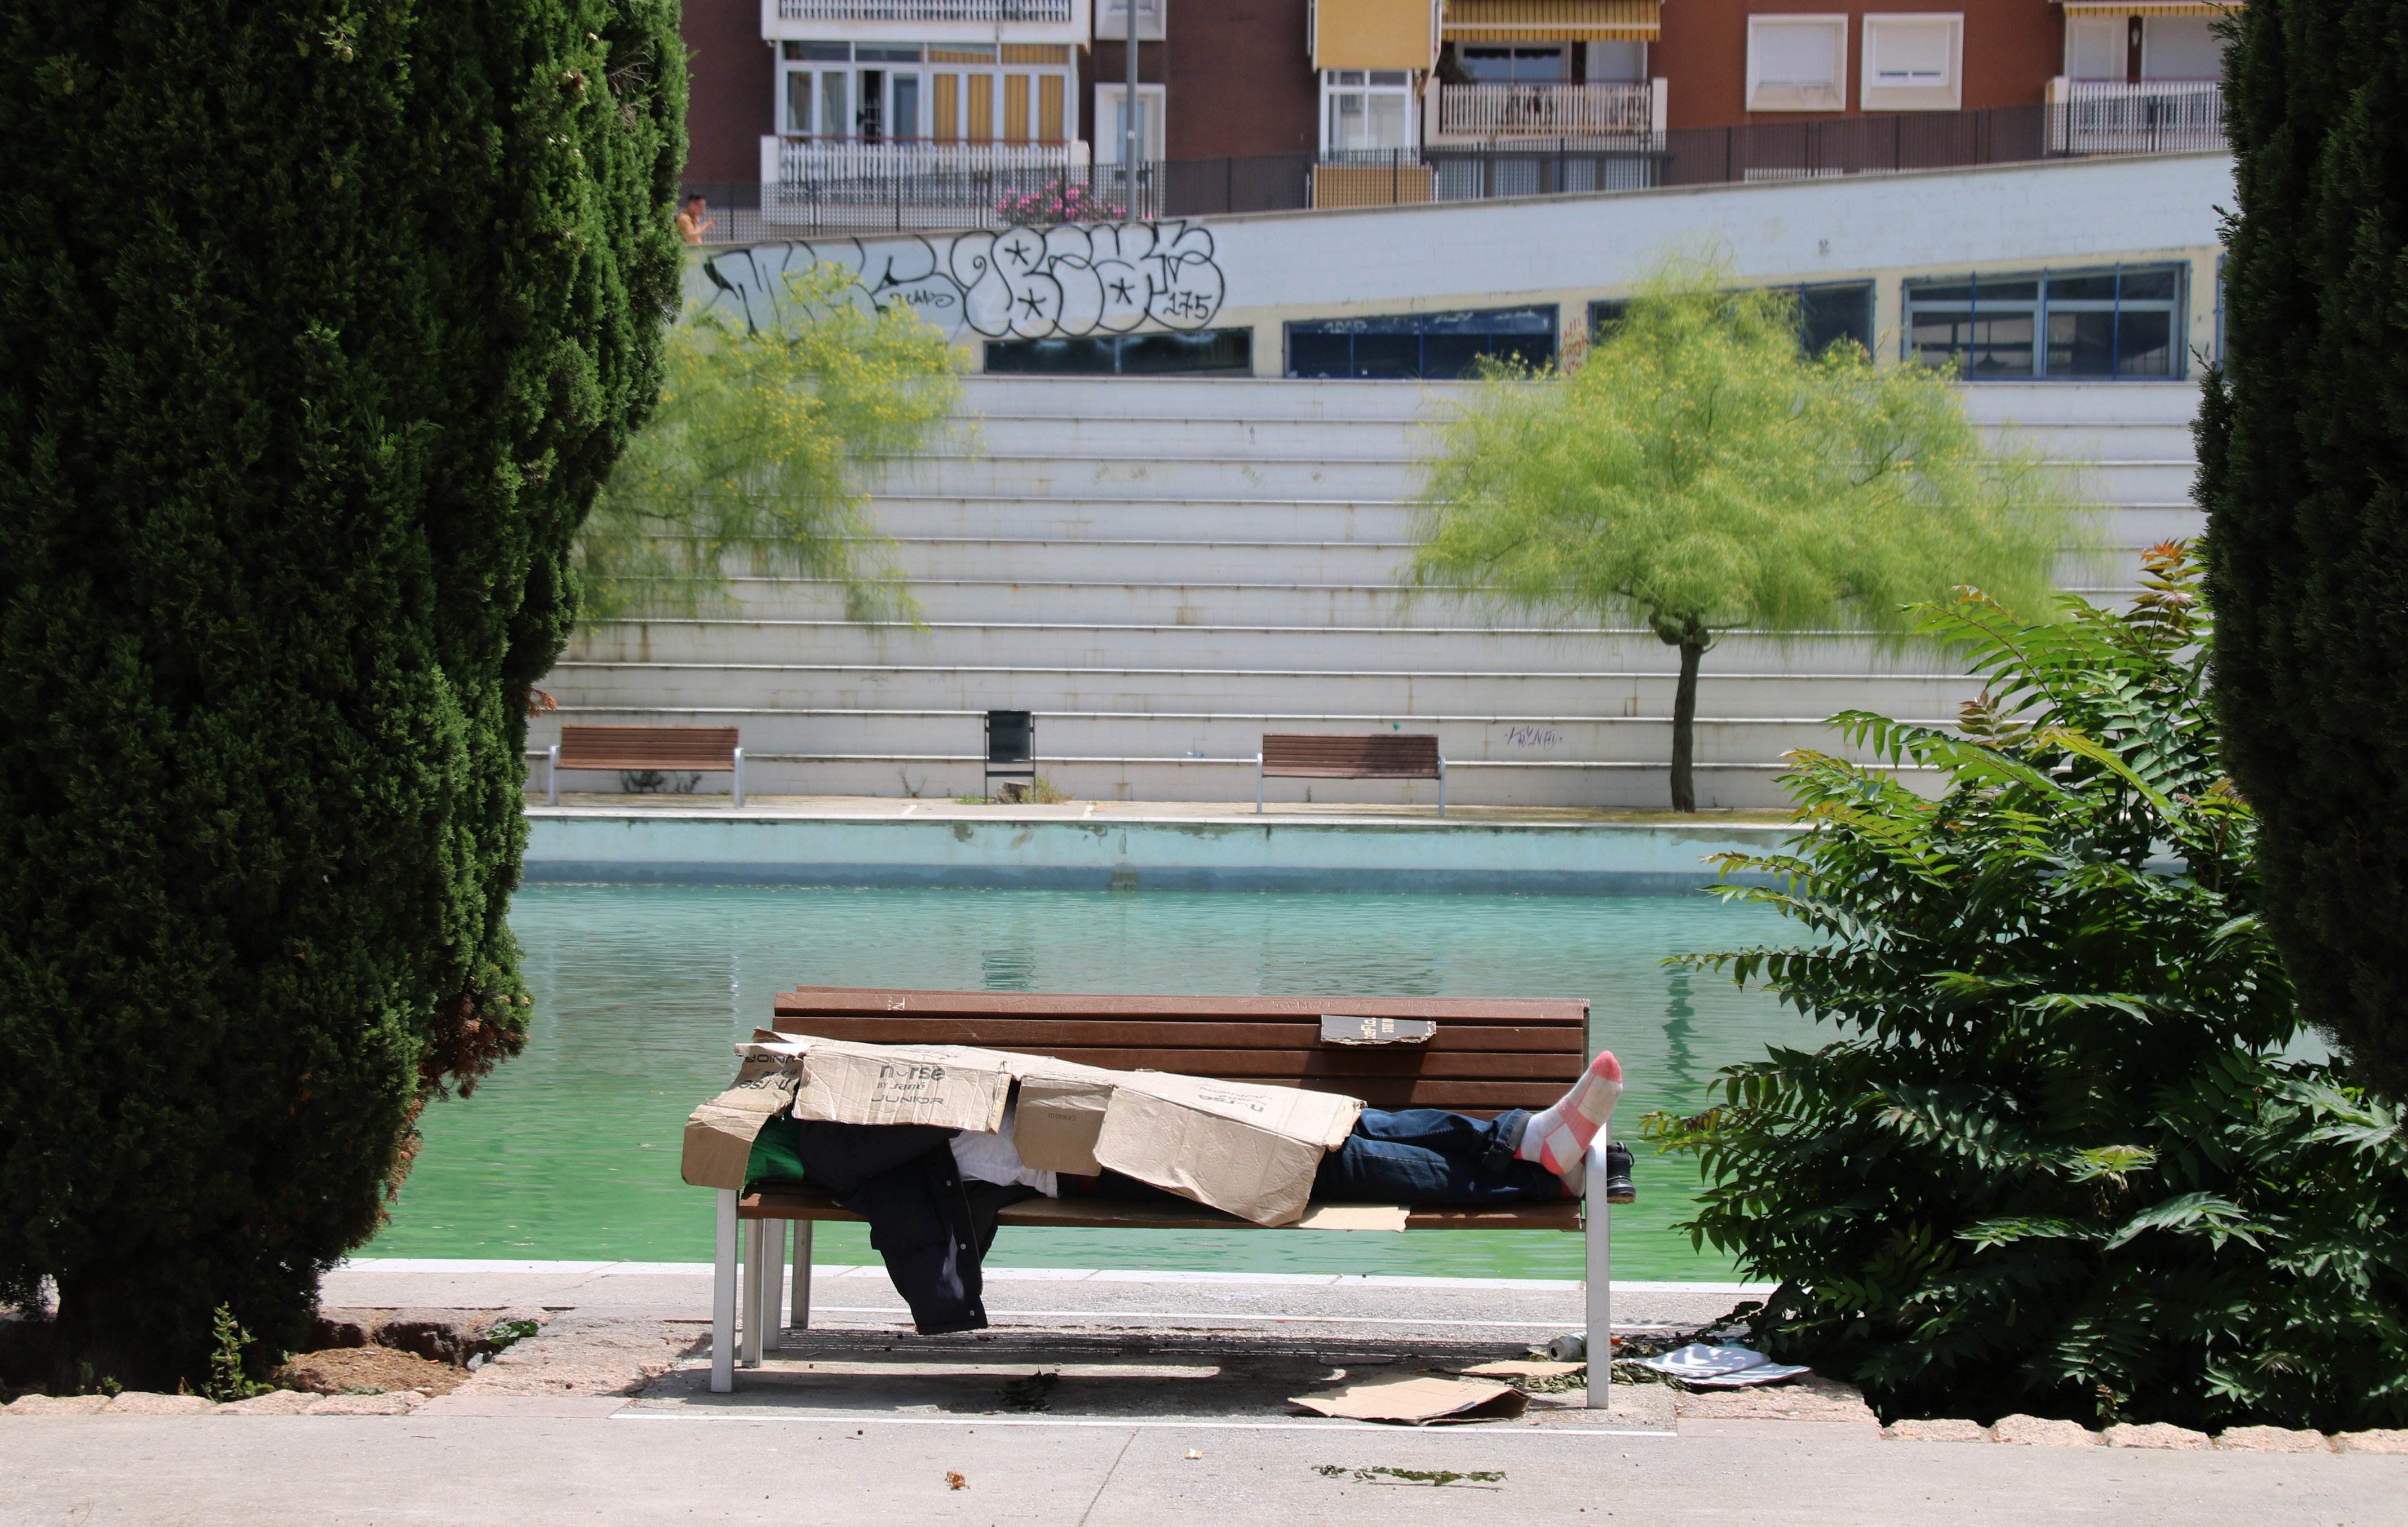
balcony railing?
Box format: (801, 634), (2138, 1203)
(1436, 82), (1658, 139)
(2046, 78), (2225, 155)
(774, 0), (1073, 19)
(764, 136), (1128, 232)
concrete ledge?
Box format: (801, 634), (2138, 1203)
(524, 809), (1790, 893)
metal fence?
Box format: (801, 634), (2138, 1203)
(681, 94), (2226, 241)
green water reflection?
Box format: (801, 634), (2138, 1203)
(369, 884), (1805, 1280)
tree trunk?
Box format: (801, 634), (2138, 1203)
(1670, 637), (1705, 813)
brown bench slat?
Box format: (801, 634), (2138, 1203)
(739, 1188), (1579, 1233)
(772, 988), (1587, 1026)
(767, 1017), (1587, 1053)
(556, 724), (740, 771)
(1260, 733), (1441, 780)
(762, 1045), (1575, 1082)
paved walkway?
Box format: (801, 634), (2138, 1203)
(5, 1264), (2396, 1525)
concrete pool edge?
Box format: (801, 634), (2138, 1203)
(523, 810), (1795, 893)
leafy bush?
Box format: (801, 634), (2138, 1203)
(1650, 544), (2408, 1431)
(575, 265), (959, 620)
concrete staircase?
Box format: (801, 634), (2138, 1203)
(540, 374), (2202, 809)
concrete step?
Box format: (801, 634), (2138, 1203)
(944, 409), (2199, 464)
(543, 660), (1984, 718)
(1957, 381), (2201, 427)
(864, 452), (2183, 506)
(709, 565), (2155, 626)
(957, 374), (1465, 421)
(866, 534), (2186, 583)
(532, 706), (1920, 765)
(547, 751), (1811, 809)
(564, 616), (2029, 674)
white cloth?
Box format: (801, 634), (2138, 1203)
(948, 1102), (1059, 1197)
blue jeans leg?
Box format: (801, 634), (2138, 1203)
(1311, 1108), (1563, 1205)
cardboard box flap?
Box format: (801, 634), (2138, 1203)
(678, 1044), (804, 1190)
(1013, 1071), (1115, 1176)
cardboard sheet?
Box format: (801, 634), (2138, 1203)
(1290, 1375), (1530, 1425)
(787, 1038), (1014, 1133)
(678, 1037), (805, 1190)
(1092, 1071), (1361, 1227)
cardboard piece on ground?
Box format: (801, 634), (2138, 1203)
(679, 1037), (806, 1189)
(1092, 1072), (1362, 1227)
(1292, 1203), (1410, 1232)
(1455, 1360), (1584, 1379)
(1290, 1375), (1529, 1425)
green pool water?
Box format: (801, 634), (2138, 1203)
(368, 883), (1807, 1281)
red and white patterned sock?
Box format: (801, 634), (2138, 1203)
(1517, 1050), (1623, 1180)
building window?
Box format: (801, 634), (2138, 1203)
(1903, 265), (2188, 380)
(1588, 281), (1873, 357)
(986, 329), (1252, 375)
(1860, 13), (1961, 112)
(2064, 15), (2123, 81)
(780, 39), (1073, 144)
(1458, 46), (1568, 83)
(1746, 15), (1847, 113)
(2141, 14), (2223, 79)
(1093, 82), (1165, 162)
(1287, 306), (1559, 380)
(1321, 70), (1417, 156)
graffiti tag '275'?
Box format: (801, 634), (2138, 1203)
(697, 222), (1225, 340)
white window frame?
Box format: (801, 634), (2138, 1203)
(1860, 12), (1962, 112)
(1093, 82), (1166, 162)
(1317, 68), (1417, 156)
(1746, 14), (1848, 114)
(1096, 0), (1166, 41)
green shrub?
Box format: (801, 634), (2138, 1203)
(1650, 543), (2408, 1431)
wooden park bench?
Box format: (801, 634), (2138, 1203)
(709, 985), (1616, 1405)
(545, 724), (745, 806)
(1257, 733), (1446, 816)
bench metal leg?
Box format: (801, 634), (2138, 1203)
(732, 748), (746, 809)
(791, 1221), (815, 1331)
(741, 1218), (765, 1369)
(760, 1218), (786, 1355)
(1584, 1135), (1612, 1409)
(547, 745), (560, 808)
(710, 1189), (737, 1394)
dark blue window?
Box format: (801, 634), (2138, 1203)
(1286, 305), (1559, 379)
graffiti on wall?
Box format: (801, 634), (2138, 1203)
(696, 222), (1225, 340)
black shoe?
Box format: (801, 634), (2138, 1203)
(1603, 1141), (1635, 1204)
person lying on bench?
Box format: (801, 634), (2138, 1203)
(960, 1047), (1636, 1208)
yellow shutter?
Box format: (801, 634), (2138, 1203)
(935, 73), (959, 141)
(1442, 0), (1662, 43)
(1004, 74), (1031, 141)
(1039, 75), (1065, 141)
(1312, 0), (1437, 70)
(968, 74), (994, 143)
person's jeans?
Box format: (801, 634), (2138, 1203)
(1310, 1108), (1564, 1205)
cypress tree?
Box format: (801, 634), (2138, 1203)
(0, 2), (683, 1386)
(2202, 0), (2408, 1098)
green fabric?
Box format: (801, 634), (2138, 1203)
(746, 1116), (811, 1187)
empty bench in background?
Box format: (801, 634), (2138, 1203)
(1257, 733), (1446, 816)
(712, 986), (1616, 1405)
(545, 724), (745, 806)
